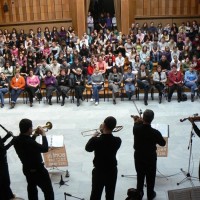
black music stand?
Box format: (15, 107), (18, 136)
(177, 126), (199, 186)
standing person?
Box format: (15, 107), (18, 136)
(133, 109), (166, 200)
(0, 131), (16, 200)
(85, 116), (122, 200)
(87, 12), (94, 35)
(14, 118), (54, 200)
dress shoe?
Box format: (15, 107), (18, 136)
(148, 191), (156, 200)
(178, 99), (181, 103)
(113, 99), (116, 104)
(49, 101), (52, 105)
(61, 102), (65, 106)
(30, 103), (33, 107)
(1, 104), (4, 108)
(168, 98), (171, 102)
(144, 100), (148, 106)
(77, 101), (80, 107)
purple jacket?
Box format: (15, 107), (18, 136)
(44, 76), (56, 87)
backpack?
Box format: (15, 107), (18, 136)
(181, 93), (187, 101)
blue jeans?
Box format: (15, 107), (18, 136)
(0, 88), (8, 105)
(124, 84), (135, 98)
(92, 85), (102, 102)
(11, 89), (23, 103)
(185, 81), (197, 95)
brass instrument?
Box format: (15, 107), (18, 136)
(81, 125), (123, 137)
(32, 121), (53, 133)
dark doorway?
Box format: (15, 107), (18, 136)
(89, 0), (115, 20)
(89, 0), (115, 31)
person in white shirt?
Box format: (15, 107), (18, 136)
(112, 14), (117, 30)
(115, 52), (125, 73)
(50, 59), (60, 77)
(170, 55), (181, 71)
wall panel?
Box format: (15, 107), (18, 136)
(0, 0), (71, 25)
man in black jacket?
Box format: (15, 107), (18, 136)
(133, 109), (166, 200)
(85, 116), (121, 200)
(14, 119), (54, 200)
(0, 131), (15, 200)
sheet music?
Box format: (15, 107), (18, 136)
(38, 135), (64, 147)
(152, 124), (169, 137)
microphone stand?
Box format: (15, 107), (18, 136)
(0, 124), (14, 137)
(55, 175), (69, 188)
(64, 192), (85, 200)
(177, 125), (199, 186)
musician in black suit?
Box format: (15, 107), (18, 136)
(0, 131), (15, 200)
(133, 109), (166, 200)
(14, 119), (54, 200)
(85, 116), (122, 200)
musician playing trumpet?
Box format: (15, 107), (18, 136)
(85, 116), (122, 200)
(132, 109), (166, 200)
(13, 119), (54, 200)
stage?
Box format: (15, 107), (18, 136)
(1, 95), (200, 200)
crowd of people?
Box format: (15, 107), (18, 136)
(0, 13), (200, 108)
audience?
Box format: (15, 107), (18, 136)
(0, 19), (199, 107)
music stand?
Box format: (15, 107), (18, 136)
(177, 126), (199, 186)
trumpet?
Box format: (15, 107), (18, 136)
(32, 122), (53, 134)
(81, 125), (123, 137)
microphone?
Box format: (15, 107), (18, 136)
(193, 113), (198, 117)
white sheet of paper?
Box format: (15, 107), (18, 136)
(37, 135), (64, 147)
(151, 124), (169, 137)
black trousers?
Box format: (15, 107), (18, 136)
(0, 163), (14, 200)
(26, 86), (39, 103)
(168, 84), (182, 100)
(90, 167), (117, 200)
(23, 165), (54, 200)
(134, 154), (157, 200)
(75, 85), (85, 99)
(154, 83), (165, 96)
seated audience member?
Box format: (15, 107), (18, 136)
(57, 69), (70, 106)
(132, 55), (141, 75)
(158, 55), (171, 73)
(168, 64), (183, 102)
(10, 70), (26, 108)
(171, 55), (181, 71)
(182, 57), (191, 74)
(26, 70), (40, 107)
(108, 66), (123, 104)
(115, 52), (125, 73)
(145, 56), (153, 74)
(123, 66), (135, 101)
(87, 62), (95, 84)
(150, 46), (161, 63)
(39, 59), (51, 80)
(90, 67), (104, 106)
(184, 65), (198, 102)
(0, 72), (9, 108)
(50, 59), (60, 78)
(106, 57), (115, 78)
(44, 70), (57, 105)
(74, 68), (85, 106)
(2, 62), (13, 81)
(70, 57), (83, 79)
(153, 65), (167, 103)
(137, 63), (151, 106)
(96, 55), (107, 75)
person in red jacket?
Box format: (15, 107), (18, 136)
(10, 70), (26, 108)
(167, 64), (183, 102)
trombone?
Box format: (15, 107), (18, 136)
(81, 125), (123, 137)
(32, 121), (53, 134)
